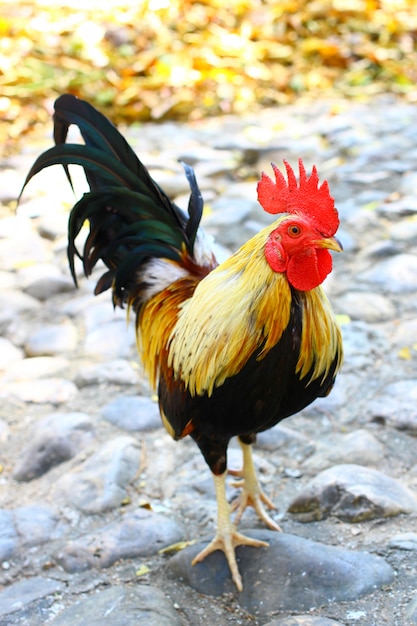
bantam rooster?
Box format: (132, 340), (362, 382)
(21, 94), (343, 591)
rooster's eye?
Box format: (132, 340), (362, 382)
(288, 224), (301, 237)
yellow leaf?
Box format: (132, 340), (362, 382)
(135, 564), (151, 577)
(158, 540), (196, 555)
(398, 347), (412, 360)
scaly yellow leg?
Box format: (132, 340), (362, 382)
(229, 440), (281, 531)
(192, 471), (268, 592)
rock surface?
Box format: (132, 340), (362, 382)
(1, 95), (417, 625)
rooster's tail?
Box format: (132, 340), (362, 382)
(20, 94), (212, 308)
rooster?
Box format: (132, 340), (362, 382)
(21, 94), (343, 591)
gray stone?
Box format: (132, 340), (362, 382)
(101, 395), (161, 431)
(265, 617), (344, 626)
(0, 338), (23, 372)
(0, 576), (64, 620)
(57, 436), (140, 513)
(24, 322), (78, 356)
(0, 510), (18, 560)
(49, 585), (182, 626)
(358, 254), (417, 293)
(167, 531), (394, 613)
(0, 418), (8, 444)
(2, 378), (78, 405)
(75, 359), (139, 387)
(14, 504), (63, 547)
(24, 275), (75, 300)
(37, 211), (70, 240)
(399, 171), (417, 195)
(389, 532), (417, 551)
(339, 321), (387, 372)
(367, 380), (417, 434)
(3, 356), (69, 381)
(406, 595), (417, 624)
(391, 319), (417, 348)
(84, 320), (136, 358)
(0, 216), (53, 270)
(13, 412), (95, 481)
(257, 424), (313, 455)
(288, 464), (417, 522)
(204, 196), (255, 226)
(335, 291), (396, 323)
(378, 195), (417, 217)
(390, 217), (417, 243)
(0, 290), (41, 331)
(302, 430), (384, 473)
(56, 508), (183, 572)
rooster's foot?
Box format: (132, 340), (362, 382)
(229, 440), (281, 531)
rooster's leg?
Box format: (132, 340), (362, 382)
(192, 471), (268, 592)
(229, 439), (281, 531)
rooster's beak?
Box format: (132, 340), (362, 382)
(316, 235), (343, 253)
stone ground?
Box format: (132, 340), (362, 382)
(1, 95), (417, 625)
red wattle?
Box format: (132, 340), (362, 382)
(286, 249), (332, 291)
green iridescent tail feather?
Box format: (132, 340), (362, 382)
(20, 94), (204, 305)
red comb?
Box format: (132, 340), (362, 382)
(257, 159), (339, 237)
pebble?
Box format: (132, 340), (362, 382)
(2, 95), (417, 624)
(288, 464), (417, 522)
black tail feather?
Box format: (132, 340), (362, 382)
(19, 94), (211, 304)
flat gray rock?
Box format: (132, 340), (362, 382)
(0, 576), (64, 621)
(167, 530), (394, 614)
(406, 595), (417, 624)
(56, 436), (140, 513)
(358, 254), (417, 293)
(265, 617), (345, 626)
(335, 290), (396, 322)
(75, 359), (139, 387)
(13, 412), (94, 481)
(3, 356), (69, 381)
(0, 509), (18, 560)
(288, 464), (417, 522)
(389, 532), (417, 551)
(2, 378), (78, 405)
(24, 322), (78, 356)
(56, 507), (183, 572)
(367, 380), (417, 434)
(302, 430), (384, 473)
(101, 394), (161, 431)
(49, 584), (182, 626)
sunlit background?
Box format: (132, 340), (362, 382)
(1, 0), (416, 155)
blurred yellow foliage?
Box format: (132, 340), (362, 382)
(1, 0), (416, 154)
